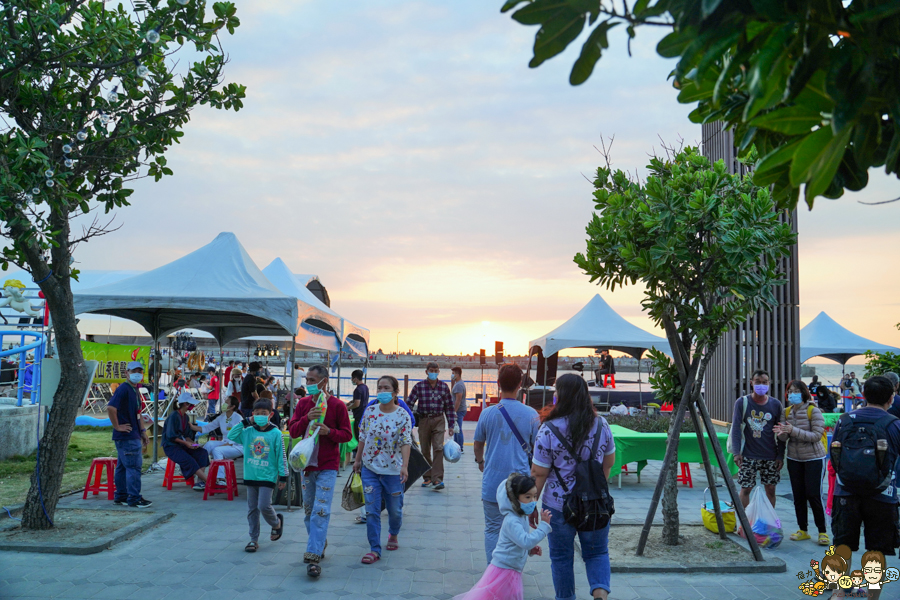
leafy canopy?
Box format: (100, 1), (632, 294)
(0, 0), (245, 268)
(501, 0), (900, 208)
(574, 146), (796, 357)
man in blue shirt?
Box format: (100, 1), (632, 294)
(473, 363), (540, 563)
(107, 361), (151, 508)
(831, 375), (900, 558)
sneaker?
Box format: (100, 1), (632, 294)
(818, 533), (830, 546)
(421, 481), (432, 488)
(790, 530), (811, 541)
(193, 482), (206, 491)
(432, 482), (445, 491)
(113, 499), (127, 506)
(216, 478), (227, 487)
(128, 498), (153, 508)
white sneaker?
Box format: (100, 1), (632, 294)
(216, 479), (227, 487)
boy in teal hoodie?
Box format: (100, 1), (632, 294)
(229, 399), (288, 552)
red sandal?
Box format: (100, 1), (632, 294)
(361, 552), (380, 564)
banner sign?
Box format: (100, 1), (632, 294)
(81, 341), (150, 383)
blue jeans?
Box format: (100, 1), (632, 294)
(361, 466), (403, 555)
(546, 506), (611, 600)
(454, 408), (467, 448)
(113, 439), (143, 504)
(483, 500), (503, 564)
(302, 469), (337, 558)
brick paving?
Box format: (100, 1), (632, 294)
(1, 422), (898, 600)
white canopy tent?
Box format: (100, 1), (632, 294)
(529, 294), (672, 359)
(800, 311), (899, 365)
(72, 232), (344, 464)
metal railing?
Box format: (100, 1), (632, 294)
(0, 330), (46, 406)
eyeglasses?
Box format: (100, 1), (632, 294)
(863, 567), (883, 574)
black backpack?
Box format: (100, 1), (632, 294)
(832, 412), (898, 497)
(546, 420), (615, 531)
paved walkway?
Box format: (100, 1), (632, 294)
(1, 423), (898, 600)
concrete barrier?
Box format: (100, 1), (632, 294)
(0, 398), (43, 460)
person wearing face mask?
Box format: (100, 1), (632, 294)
(107, 361), (152, 508)
(774, 380), (828, 545)
(451, 366), (467, 453)
(407, 362), (456, 490)
(228, 398), (288, 553)
(354, 375), (413, 564)
(729, 369), (787, 509)
(225, 367), (243, 399)
(287, 364), (352, 577)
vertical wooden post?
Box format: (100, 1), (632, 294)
(403, 375), (409, 402)
(688, 401), (726, 539)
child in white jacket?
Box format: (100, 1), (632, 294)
(455, 473), (551, 600)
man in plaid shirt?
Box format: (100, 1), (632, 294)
(407, 362), (456, 490)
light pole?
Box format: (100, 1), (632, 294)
(396, 331), (401, 357)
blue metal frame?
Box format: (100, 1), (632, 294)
(0, 330), (46, 406)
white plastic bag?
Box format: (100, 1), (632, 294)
(740, 486), (783, 548)
(609, 404), (629, 416)
(289, 427), (320, 473)
(443, 439), (461, 463)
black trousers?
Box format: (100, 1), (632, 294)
(832, 494), (900, 555)
(787, 458), (827, 533)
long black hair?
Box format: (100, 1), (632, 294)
(543, 373), (596, 449)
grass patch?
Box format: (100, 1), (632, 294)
(0, 427), (166, 508)
(705, 541), (724, 550)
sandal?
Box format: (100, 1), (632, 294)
(270, 514), (284, 541)
(307, 563), (321, 578)
(354, 515), (367, 524)
(386, 535), (399, 551)
(361, 552), (380, 564)
(244, 541), (258, 553)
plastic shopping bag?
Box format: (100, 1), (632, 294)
(289, 427), (320, 472)
(443, 439), (461, 463)
(739, 485), (783, 548)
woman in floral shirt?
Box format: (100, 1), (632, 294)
(353, 375), (412, 564)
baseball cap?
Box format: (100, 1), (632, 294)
(177, 392), (197, 406)
(127, 361), (144, 371)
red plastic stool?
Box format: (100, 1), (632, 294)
(603, 373), (616, 388)
(163, 458), (195, 489)
(677, 462), (693, 487)
(83, 457), (117, 500)
(204, 459), (239, 501)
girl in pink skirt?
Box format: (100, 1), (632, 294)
(455, 473), (552, 600)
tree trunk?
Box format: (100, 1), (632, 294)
(21, 230), (90, 529)
(660, 445), (680, 545)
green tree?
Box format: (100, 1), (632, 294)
(863, 351), (900, 380)
(500, 0), (900, 208)
(575, 145), (795, 553)
(0, 0), (244, 529)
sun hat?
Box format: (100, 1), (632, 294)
(177, 392), (197, 406)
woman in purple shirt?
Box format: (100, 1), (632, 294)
(532, 374), (616, 600)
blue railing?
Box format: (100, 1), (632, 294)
(0, 330), (45, 406)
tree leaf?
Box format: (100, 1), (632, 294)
(569, 21), (618, 85)
(789, 127), (832, 187)
(701, 0), (723, 18)
(512, 0), (569, 25)
(529, 11), (585, 68)
(803, 127), (853, 205)
(751, 105), (822, 135)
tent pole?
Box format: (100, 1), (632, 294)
(638, 352), (643, 408)
(152, 316), (161, 467)
(285, 338), (296, 512)
(542, 355), (548, 408)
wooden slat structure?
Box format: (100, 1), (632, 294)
(701, 123), (801, 423)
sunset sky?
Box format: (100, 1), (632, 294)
(66, 1), (900, 359)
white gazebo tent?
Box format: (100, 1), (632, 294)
(262, 258), (370, 398)
(800, 311), (899, 371)
(528, 294), (672, 406)
(73, 232), (341, 462)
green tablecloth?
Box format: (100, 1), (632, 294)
(609, 424), (737, 480)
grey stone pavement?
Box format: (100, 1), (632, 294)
(1, 422), (899, 600)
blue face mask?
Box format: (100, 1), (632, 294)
(253, 415), (269, 427)
(427, 373), (438, 381)
(377, 392), (393, 404)
(520, 501), (536, 515)
(307, 383), (319, 396)
(753, 384), (769, 396)
(788, 392), (803, 405)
